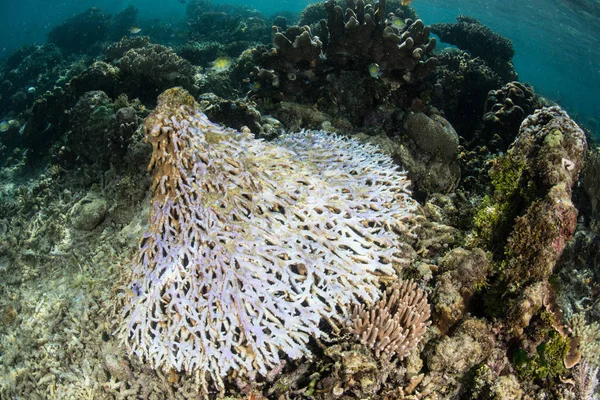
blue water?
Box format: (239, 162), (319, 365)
(1, 0), (598, 133)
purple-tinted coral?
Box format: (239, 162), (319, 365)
(120, 88), (418, 391)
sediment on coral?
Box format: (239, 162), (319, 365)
(120, 87), (419, 392)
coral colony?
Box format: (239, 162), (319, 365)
(120, 88), (419, 390)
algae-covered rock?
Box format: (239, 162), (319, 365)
(427, 318), (495, 374)
(474, 106), (586, 285)
(432, 248), (491, 334)
(70, 193), (108, 231)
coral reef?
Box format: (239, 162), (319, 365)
(66, 91), (143, 166)
(67, 91), (116, 165)
(500, 107), (586, 284)
(431, 16), (517, 82)
(403, 111), (459, 161)
(115, 43), (197, 102)
(176, 41), (224, 66)
(108, 5), (139, 41)
(121, 88), (419, 391)
(185, 0), (271, 44)
(47, 8), (111, 55)
(474, 107), (586, 271)
(432, 247), (491, 334)
(480, 81), (543, 151)
(324, 0), (436, 77)
(0, 44), (66, 116)
(104, 36), (150, 62)
(196, 92), (281, 139)
(68, 61), (122, 99)
(1, 0), (599, 398)
(250, 0), (437, 126)
(430, 48), (504, 142)
(582, 146), (600, 218)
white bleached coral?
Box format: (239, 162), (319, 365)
(120, 88), (418, 390)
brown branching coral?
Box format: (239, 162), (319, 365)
(251, 0), (437, 100)
(349, 279), (430, 361)
(324, 0), (437, 78)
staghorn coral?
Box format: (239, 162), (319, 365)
(574, 360), (600, 400)
(120, 88), (418, 390)
(349, 279), (430, 362)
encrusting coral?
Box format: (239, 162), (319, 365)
(120, 88), (419, 391)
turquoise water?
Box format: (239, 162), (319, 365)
(0, 0), (598, 133)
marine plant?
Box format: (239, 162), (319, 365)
(120, 88), (419, 391)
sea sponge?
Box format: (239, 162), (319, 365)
(120, 88), (418, 390)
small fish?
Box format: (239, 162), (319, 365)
(129, 26), (142, 34)
(27, 86), (36, 94)
(208, 57), (232, 73)
(368, 63), (382, 79)
(388, 16), (406, 30)
(0, 120), (9, 132)
(401, 0), (413, 5)
(248, 81), (261, 91)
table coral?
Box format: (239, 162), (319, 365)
(120, 88), (418, 391)
(431, 15), (517, 82)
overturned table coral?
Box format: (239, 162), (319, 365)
(119, 88), (420, 391)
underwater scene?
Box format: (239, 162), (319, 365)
(0, 0), (599, 398)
